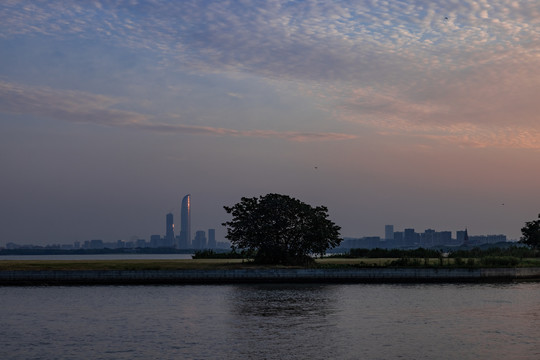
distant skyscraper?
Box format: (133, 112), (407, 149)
(166, 213), (175, 247)
(422, 229), (436, 247)
(180, 194), (191, 248)
(385, 225), (394, 241)
(193, 230), (207, 249)
(404, 228), (416, 247)
(208, 229), (216, 249)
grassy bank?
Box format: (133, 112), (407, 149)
(2, 257), (540, 271)
(318, 257), (540, 268)
(0, 259), (246, 271)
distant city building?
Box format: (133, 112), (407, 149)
(150, 234), (161, 248)
(457, 229), (468, 245)
(180, 194), (191, 248)
(394, 231), (403, 247)
(166, 213), (175, 247)
(342, 236), (382, 249)
(404, 228), (417, 247)
(470, 234), (507, 245)
(435, 231), (452, 246)
(216, 241), (232, 249)
(385, 225), (394, 241)
(136, 238), (147, 248)
(86, 239), (104, 249)
(208, 229), (216, 249)
(422, 229), (436, 247)
(124, 240), (136, 248)
(193, 230), (207, 249)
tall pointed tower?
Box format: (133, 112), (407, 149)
(180, 194), (191, 248)
(463, 228), (469, 246)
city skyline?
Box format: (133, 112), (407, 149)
(1, 220), (509, 250)
(0, 187), (522, 246)
(1, 215), (513, 249)
(1, 1), (539, 245)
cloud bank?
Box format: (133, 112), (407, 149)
(1, 0), (539, 148)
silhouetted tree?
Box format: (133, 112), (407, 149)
(222, 193), (342, 265)
(520, 214), (540, 250)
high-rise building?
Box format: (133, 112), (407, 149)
(422, 229), (436, 247)
(208, 229), (216, 249)
(403, 228), (417, 247)
(166, 213), (175, 247)
(150, 234), (161, 248)
(434, 231), (452, 246)
(193, 230), (207, 249)
(461, 228), (469, 246)
(393, 231), (403, 247)
(180, 194), (191, 248)
(384, 225), (394, 241)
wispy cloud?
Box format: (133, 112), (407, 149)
(337, 47), (540, 149)
(132, 122), (356, 142)
(0, 81), (147, 126)
(1, 1), (539, 148)
(0, 81), (355, 142)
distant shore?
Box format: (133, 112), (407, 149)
(2, 267), (540, 285)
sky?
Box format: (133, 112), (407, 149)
(1, 0), (539, 245)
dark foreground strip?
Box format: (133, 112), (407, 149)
(1, 268), (540, 285)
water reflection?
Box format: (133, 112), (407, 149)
(230, 283), (337, 318)
(225, 284), (342, 360)
(1, 283), (539, 360)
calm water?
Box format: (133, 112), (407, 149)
(0, 254), (194, 261)
(1, 283), (539, 359)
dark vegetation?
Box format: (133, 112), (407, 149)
(332, 246), (538, 259)
(191, 246), (540, 268)
(222, 193), (342, 266)
(326, 246), (539, 268)
(192, 249), (245, 259)
(520, 213), (540, 250)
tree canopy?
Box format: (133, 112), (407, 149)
(520, 214), (540, 250)
(222, 193), (342, 265)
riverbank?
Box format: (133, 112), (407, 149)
(2, 267), (540, 285)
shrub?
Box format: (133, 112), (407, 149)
(192, 250), (244, 259)
(480, 256), (520, 267)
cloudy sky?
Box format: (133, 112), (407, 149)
(1, 0), (539, 245)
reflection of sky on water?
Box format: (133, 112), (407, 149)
(229, 283), (338, 318)
(225, 284), (344, 359)
(0, 283), (539, 359)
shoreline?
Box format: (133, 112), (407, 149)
(1, 267), (540, 285)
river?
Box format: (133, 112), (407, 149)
(1, 282), (538, 359)
(0, 254), (194, 261)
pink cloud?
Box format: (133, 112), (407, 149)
(0, 81), (356, 142)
